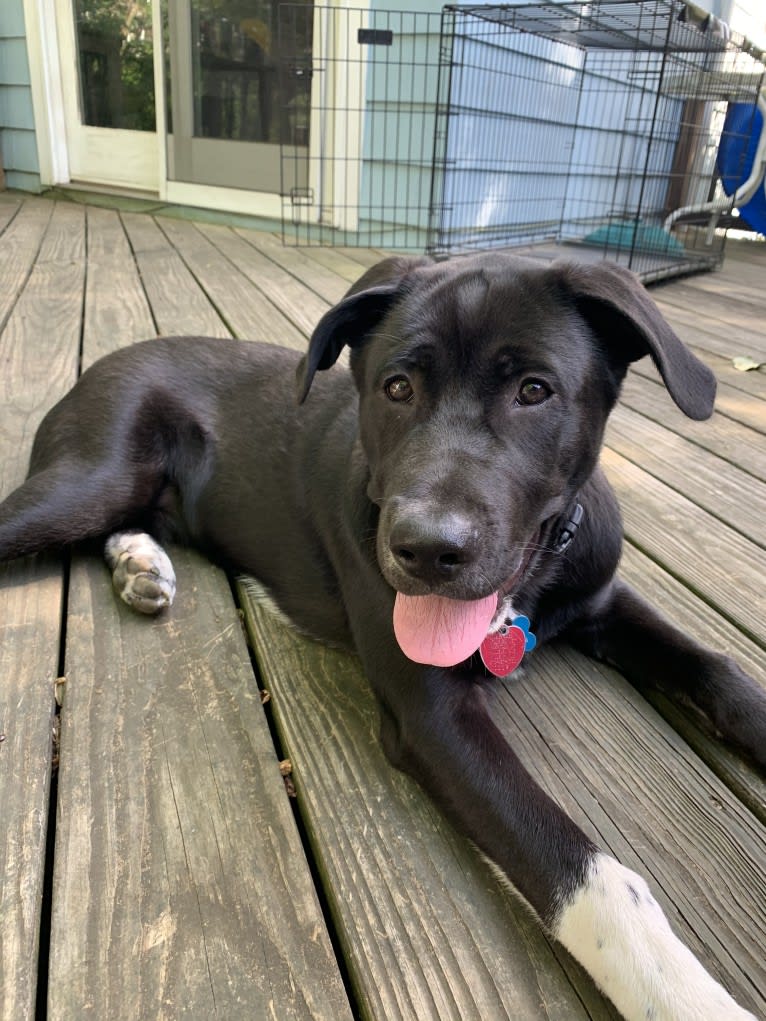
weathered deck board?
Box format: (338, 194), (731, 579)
(0, 201), (86, 1021)
(618, 543), (766, 822)
(0, 197), (53, 333)
(654, 280), (766, 337)
(51, 554), (352, 1021)
(156, 218), (306, 347)
(46, 207), (352, 1018)
(121, 213), (230, 339)
(335, 246), (392, 268)
(619, 371), (766, 482)
(602, 448), (766, 643)
(298, 244), (375, 284)
(665, 270), (766, 314)
(197, 222), (330, 337)
(242, 230), (350, 306)
(1, 194), (765, 1021)
(606, 404), (766, 546)
(714, 380), (766, 434)
(240, 588), (620, 1021)
(82, 206), (157, 360)
(0, 558), (60, 1021)
(687, 349), (766, 400)
(0, 193), (21, 233)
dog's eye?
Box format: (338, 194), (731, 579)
(516, 379), (551, 406)
(385, 377), (414, 403)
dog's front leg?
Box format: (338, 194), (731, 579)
(358, 640), (755, 1021)
(568, 579), (766, 767)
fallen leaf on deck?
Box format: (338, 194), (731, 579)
(732, 355), (763, 371)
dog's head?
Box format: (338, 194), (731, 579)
(296, 253), (715, 667)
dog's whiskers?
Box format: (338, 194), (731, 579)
(368, 331), (406, 345)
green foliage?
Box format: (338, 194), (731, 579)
(75, 0), (156, 131)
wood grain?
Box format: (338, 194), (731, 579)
(46, 210), (351, 1018)
(653, 295), (766, 360)
(0, 557), (61, 1021)
(606, 404), (766, 547)
(241, 230), (350, 306)
(0, 197), (53, 334)
(299, 244), (372, 284)
(618, 542), (766, 822)
(602, 447), (766, 644)
(197, 222), (329, 338)
(0, 201), (85, 1021)
(714, 381), (766, 434)
(488, 647), (766, 1017)
(83, 207), (157, 362)
(121, 213), (230, 339)
(50, 554), (352, 1020)
(156, 218), (305, 347)
(335, 246), (392, 268)
(241, 588), (620, 1021)
(654, 282), (766, 337)
(619, 371), (766, 483)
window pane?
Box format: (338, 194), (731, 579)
(74, 0), (156, 132)
(189, 0), (312, 145)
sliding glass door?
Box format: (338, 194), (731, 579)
(164, 0), (313, 193)
(56, 0), (158, 189)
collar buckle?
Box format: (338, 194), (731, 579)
(553, 501), (584, 555)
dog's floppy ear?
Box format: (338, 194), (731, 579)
(553, 260), (716, 420)
(296, 256), (431, 403)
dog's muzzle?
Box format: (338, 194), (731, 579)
(386, 504), (481, 590)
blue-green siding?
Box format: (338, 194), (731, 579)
(0, 4), (27, 37)
(0, 0), (41, 191)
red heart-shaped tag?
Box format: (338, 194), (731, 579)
(479, 625), (527, 677)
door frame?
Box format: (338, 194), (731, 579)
(24, 0), (69, 186)
(25, 0), (161, 192)
(24, 0), (367, 222)
(57, 0), (159, 190)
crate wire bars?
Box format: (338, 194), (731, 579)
(279, 5), (445, 249)
(279, 1), (766, 281)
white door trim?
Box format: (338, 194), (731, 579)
(53, 0), (159, 190)
(23, 0), (69, 185)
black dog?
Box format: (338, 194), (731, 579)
(1, 254), (763, 1020)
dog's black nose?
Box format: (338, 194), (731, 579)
(389, 510), (478, 583)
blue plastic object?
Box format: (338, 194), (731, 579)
(717, 102), (766, 234)
(581, 220), (685, 254)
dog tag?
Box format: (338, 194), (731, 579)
(479, 616), (536, 677)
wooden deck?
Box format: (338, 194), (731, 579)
(0, 191), (764, 1020)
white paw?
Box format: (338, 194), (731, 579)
(104, 531), (176, 614)
(555, 852), (756, 1021)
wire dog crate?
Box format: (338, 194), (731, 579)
(430, 1), (766, 279)
(279, 4), (445, 249)
(280, 2), (766, 281)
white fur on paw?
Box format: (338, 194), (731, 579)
(555, 853), (756, 1021)
(104, 532), (177, 614)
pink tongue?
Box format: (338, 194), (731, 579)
(393, 591), (498, 667)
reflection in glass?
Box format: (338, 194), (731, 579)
(73, 0), (156, 131)
(189, 0), (312, 146)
